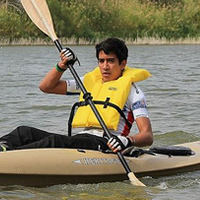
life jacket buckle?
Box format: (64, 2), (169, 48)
(103, 97), (110, 108)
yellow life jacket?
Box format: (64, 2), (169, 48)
(72, 66), (151, 130)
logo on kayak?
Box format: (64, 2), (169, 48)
(73, 157), (130, 165)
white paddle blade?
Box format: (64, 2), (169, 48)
(128, 172), (146, 187)
(21, 0), (57, 41)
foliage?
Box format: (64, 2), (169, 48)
(0, 0), (200, 43)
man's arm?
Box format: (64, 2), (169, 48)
(128, 117), (153, 147)
(107, 117), (153, 152)
(39, 50), (70, 95)
(39, 67), (67, 94)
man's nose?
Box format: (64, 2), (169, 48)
(102, 60), (109, 69)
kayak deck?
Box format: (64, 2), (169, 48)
(0, 141), (200, 186)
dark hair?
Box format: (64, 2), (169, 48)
(95, 38), (128, 64)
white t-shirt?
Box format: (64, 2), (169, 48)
(66, 78), (149, 136)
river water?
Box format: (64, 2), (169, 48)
(0, 44), (200, 199)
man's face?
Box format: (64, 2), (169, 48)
(98, 50), (126, 82)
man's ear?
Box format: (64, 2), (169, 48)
(121, 60), (127, 70)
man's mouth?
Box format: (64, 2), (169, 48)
(103, 72), (110, 76)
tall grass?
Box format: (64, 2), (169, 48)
(0, 0), (200, 44)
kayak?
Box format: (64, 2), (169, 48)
(0, 141), (200, 187)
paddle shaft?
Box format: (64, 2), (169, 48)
(54, 40), (133, 175)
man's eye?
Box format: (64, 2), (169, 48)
(99, 59), (104, 63)
(98, 58), (115, 63)
(108, 59), (115, 63)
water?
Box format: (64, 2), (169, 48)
(0, 44), (200, 199)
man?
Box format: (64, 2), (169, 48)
(0, 38), (153, 152)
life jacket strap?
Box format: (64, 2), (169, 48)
(67, 99), (132, 136)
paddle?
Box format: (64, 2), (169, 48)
(21, 0), (145, 187)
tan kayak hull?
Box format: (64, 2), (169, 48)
(0, 141), (200, 186)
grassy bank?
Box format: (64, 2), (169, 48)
(1, 37), (200, 46)
(0, 0), (200, 45)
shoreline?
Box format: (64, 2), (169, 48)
(1, 37), (200, 46)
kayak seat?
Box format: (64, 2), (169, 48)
(68, 99), (132, 136)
